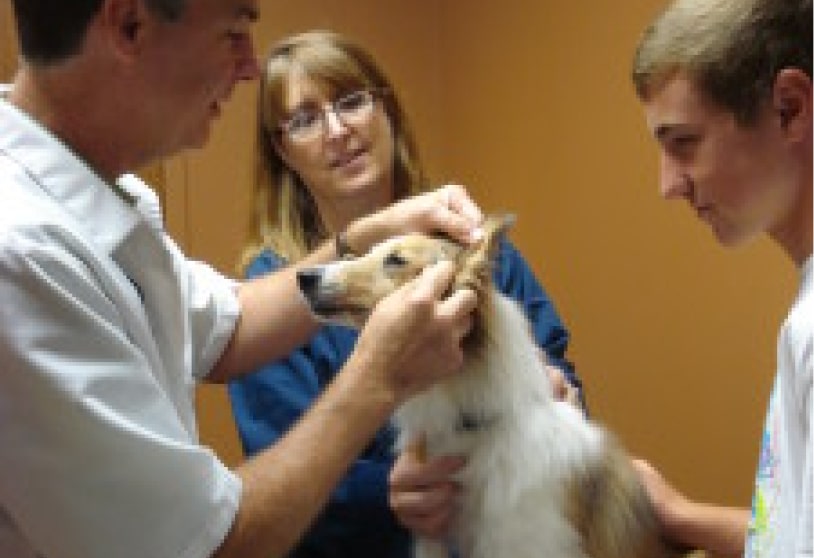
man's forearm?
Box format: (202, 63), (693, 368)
(214, 351), (396, 558)
(208, 239), (338, 382)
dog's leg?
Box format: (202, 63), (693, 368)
(414, 537), (451, 558)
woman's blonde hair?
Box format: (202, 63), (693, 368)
(240, 30), (427, 271)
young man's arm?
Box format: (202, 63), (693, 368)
(632, 459), (749, 558)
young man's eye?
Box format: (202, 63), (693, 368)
(673, 135), (697, 146)
(668, 134), (700, 157)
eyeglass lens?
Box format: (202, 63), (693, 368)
(282, 90), (376, 142)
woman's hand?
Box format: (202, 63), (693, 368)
(546, 364), (581, 407)
(388, 439), (466, 539)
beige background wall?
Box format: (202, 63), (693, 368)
(1, 1), (798, 511)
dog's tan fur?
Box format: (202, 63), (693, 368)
(297, 215), (681, 558)
(566, 437), (671, 558)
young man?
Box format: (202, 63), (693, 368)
(631, 0), (812, 556)
(389, 1), (811, 557)
(0, 1), (483, 557)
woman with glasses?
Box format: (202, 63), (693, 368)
(227, 30), (582, 558)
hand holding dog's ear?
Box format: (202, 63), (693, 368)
(350, 260), (477, 403)
(343, 184), (484, 255)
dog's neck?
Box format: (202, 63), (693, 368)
(456, 409), (500, 433)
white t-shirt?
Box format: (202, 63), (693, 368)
(0, 95), (242, 557)
(746, 256), (813, 558)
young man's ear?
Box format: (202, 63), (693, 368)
(773, 68), (812, 140)
(98, 0), (150, 58)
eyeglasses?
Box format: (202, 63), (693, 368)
(277, 89), (383, 144)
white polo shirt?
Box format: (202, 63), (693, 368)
(0, 93), (242, 557)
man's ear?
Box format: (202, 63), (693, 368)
(98, 0), (150, 58)
(773, 68), (812, 141)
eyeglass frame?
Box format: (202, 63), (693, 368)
(275, 88), (389, 144)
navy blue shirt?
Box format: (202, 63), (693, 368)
(228, 240), (579, 558)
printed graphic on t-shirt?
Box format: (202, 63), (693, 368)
(745, 381), (781, 558)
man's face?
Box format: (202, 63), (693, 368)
(643, 74), (795, 248)
(138, 0), (260, 155)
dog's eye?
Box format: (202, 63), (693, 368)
(383, 252), (408, 269)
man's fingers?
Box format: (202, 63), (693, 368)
(438, 184), (484, 227)
(437, 287), (477, 339)
(433, 185), (484, 245)
(409, 260), (456, 303)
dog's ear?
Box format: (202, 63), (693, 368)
(453, 213), (515, 295)
(479, 213), (515, 262)
(454, 214), (515, 353)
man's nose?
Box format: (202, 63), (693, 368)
(659, 153), (691, 200)
(236, 36), (261, 82)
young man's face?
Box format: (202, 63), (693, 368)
(643, 73), (796, 248)
(137, 0), (260, 155)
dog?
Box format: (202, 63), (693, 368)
(296, 215), (681, 558)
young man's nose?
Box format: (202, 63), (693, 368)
(659, 153), (691, 200)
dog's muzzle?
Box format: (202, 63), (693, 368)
(297, 268), (323, 301)
(296, 266), (361, 325)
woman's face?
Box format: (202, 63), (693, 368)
(275, 70), (396, 212)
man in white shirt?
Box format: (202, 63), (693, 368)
(630, 0), (812, 556)
(0, 1), (483, 557)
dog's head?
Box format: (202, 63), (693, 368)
(297, 214), (514, 336)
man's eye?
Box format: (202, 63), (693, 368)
(383, 252), (408, 268)
(671, 135), (698, 149)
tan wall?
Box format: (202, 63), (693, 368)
(1, 2), (16, 81)
(2, 0), (798, 511)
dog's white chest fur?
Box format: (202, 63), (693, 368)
(394, 294), (604, 558)
(297, 219), (676, 558)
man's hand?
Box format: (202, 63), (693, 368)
(345, 184), (484, 254)
(349, 260), (477, 403)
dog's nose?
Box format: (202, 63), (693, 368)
(297, 268), (323, 297)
